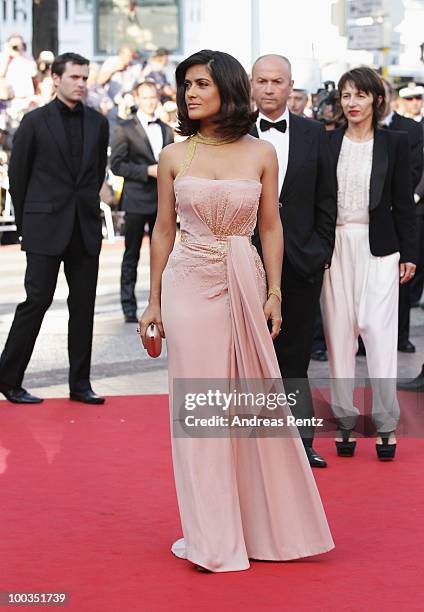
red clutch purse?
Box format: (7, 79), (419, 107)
(143, 323), (162, 358)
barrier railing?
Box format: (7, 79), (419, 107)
(0, 166), (17, 232)
(0, 166), (116, 242)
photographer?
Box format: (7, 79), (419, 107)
(36, 50), (55, 105)
(311, 81), (342, 362)
(312, 81), (341, 131)
(0, 34), (37, 102)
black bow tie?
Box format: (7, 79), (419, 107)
(148, 118), (159, 125)
(260, 118), (287, 133)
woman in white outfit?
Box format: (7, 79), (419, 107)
(321, 67), (417, 460)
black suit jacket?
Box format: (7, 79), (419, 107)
(329, 126), (417, 264)
(9, 100), (109, 256)
(251, 113), (337, 278)
(110, 116), (174, 214)
(388, 111), (423, 190)
(413, 118), (424, 203)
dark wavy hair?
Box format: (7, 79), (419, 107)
(52, 52), (89, 77)
(338, 66), (386, 127)
(175, 49), (256, 139)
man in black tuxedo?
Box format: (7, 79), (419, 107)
(251, 54), (337, 467)
(111, 80), (174, 322)
(382, 80), (424, 354)
(0, 53), (109, 405)
(396, 85), (424, 392)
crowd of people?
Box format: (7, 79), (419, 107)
(0, 36), (179, 244)
(1, 35), (423, 359)
(0, 38), (424, 573)
(0, 35), (177, 147)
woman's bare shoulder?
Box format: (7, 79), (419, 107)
(243, 134), (276, 155)
(241, 135), (277, 168)
(159, 139), (192, 176)
(160, 139), (190, 161)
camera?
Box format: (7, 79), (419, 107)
(312, 81), (341, 127)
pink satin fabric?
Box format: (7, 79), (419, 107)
(160, 176), (334, 572)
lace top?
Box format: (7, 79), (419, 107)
(336, 136), (373, 225)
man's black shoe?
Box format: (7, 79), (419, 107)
(305, 446), (327, 468)
(398, 340), (416, 353)
(397, 366), (424, 392)
(124, 313), (138, 323)
(69, 389), (105, 404)
(0, 385), (43, 404)
(311, 349), (328, 362)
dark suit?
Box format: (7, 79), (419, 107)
(388, 112), (423, 189)
(0, 99), (109, 392)
(252, 113), (337, 445)
(414, 118), (424, 202)
(385, 113), (424, 344)
(110, 115), (174, 315)
(407, 117), (424, 305)
(329, 127), (417, 263)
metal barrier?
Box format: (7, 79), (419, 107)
(100, 201), (115, 243)
(0, 168), (116, 243)
(0, 166), (17, 232)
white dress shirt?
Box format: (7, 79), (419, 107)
(256, 108), (290, 194)
(382, 111), (394, 127)
(136, 109), (163, 161)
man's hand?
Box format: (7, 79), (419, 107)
(400, 262), (416, 284)
(147, 164), (158, 178)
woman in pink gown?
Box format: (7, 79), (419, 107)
(140, 50), (334, 572)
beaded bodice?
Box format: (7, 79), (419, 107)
(173, 176), (262, 243)
(164, 139), (266, 296)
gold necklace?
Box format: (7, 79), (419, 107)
(177, 132), (238, 177)
(192, 132), (239, 145)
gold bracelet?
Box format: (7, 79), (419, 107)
(267, 286), (282, 302)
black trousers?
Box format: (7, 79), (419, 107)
(398, 212), (424, 343)
(120, 212), (156, 315)
(410, 214), (424, 305)
(398, 283), (411, 345)
(273, 257), (324, 447)
(312, 307), (327, 352)
(0, 220), (99, 392)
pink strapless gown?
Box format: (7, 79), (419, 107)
(161, 176), (334, 572)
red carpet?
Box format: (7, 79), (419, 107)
(0, 395), (423, 612)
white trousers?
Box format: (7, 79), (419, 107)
(321, 224), (400, 434)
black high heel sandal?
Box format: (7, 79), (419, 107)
(376, 432), (396, 461)
(195, 564), (212, 573)
(335, 429), (356, 457)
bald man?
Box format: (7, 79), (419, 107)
(251, 54), (337, 467)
